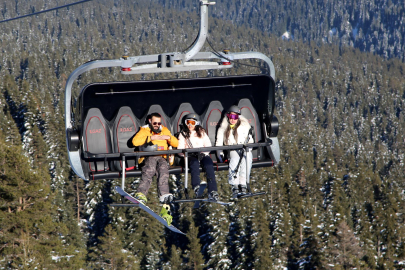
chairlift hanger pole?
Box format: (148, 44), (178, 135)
(184, 0), (216, 61)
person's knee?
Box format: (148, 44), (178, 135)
(204, 167), (216, 182)
(189, 160), (199, 169)
(202, 156), (213, 164)
(190, 170), (200, 181)
(189, 157), (199, 166)
(189, 162), (200, 174)
(142, 167), (156, 179)
(159, 160), (169, 170)
(157, 168), (169, 180)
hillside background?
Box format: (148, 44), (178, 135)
(0, 0), (404, 269)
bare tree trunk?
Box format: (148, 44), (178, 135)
(300, 226), (303, 243)
(76, 178), (80, 223)
(270, 180), (273, 205)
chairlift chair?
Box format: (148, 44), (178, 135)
(65, 0), (280, 195)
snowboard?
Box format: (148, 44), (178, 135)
(115, 186), (185, 235)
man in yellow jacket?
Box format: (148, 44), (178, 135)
(132, 113), (178, 225)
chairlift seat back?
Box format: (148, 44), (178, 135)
(238, 98), (263, 160)
(171, 102), (196, 135)
(112, 106), (140, 170)
(82, 108), (119, 179)
(141, 104), (172, 132)
(201, 100), (224, 162)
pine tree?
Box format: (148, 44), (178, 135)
(121, 184), (165, 269)
(298, 218), (325, 270)
(88, 224), (129, 269)
(0, 105), (20, 145)
(0, 137), (67, 268)
(31, 124), (48, 170)
(201, 203), (232, 269)
(253, 199), (273, 269)
(328, 220), (364, 269)
(168, 245), (183, 270)
(185, 219), (205, 270)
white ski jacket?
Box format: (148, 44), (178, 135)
(215, 115), (254, 146)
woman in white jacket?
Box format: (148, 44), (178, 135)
(216, 105), (254, 196)
(177, 113), (219, 201)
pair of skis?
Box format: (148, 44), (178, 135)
(174, 183), (229, 208)
(115, 186), (186, 235)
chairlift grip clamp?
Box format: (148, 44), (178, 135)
(121, 56), (139, 71)
(200, 0), (216, 6)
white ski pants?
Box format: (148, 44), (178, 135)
(228, 149), (252, 186)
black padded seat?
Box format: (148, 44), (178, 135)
(201, 100), (224, 162)
(171, 103), (196, 135)
(82, 108), (117, 177)
(214, 161), (273, 171)
(141, 104), (171, 132)
(112, 106), (141, 171)
(124, 166), (184, 177)
(91, 171), (121, 180)
(238, 98), (263, 160)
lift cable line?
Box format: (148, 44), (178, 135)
(0, 0), (93, 24)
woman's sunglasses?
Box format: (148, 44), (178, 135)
(185, 119), (197, 126)
(227, 113), (239, 120)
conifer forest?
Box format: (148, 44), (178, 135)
(0, 0), (404, 269)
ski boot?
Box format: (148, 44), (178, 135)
(193, 185), (200, 198)
(239, 185), (247, 195)
(194, 181), (207, 198)
(231, 185), (240, 199)
(134, 192), (148, 204)
(159, 194), (174, 226)
(208, 191), (220, 202)
(159, 193), (174, 204)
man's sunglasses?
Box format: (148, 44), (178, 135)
(152, 122), (161, 125)
(227, 113), (239, 120)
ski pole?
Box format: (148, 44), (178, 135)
(121, 155), (126, 190)
(230, 126), (253, 178)
(184, 151), (189, 199)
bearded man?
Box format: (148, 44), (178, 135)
(132, 113), (178, 225)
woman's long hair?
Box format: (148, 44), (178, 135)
(182, 124), (206, 138)
(225, 118), (241, 143)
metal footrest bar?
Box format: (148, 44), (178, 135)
(109, 203), (140, 207)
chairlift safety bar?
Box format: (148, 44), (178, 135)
(115, 142), (273, 192)
(83, 142), (272, 159)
